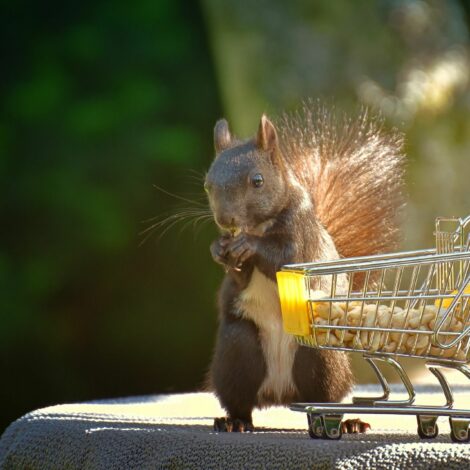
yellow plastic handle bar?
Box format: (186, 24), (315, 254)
(276, 271), (311, 336)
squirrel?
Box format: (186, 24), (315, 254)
(204, 103), (405, 432)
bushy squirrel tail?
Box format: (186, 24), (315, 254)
(277, 103), (406, 259)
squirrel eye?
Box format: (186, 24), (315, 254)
(251, 173), (264, 188)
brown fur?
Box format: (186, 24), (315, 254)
(207, 103), (405, 432)
(276, 103), (406, 260)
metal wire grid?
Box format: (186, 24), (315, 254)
(281, 218), (470, 363)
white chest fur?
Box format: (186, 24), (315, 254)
(237, 268), (298, 403)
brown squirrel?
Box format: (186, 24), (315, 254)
(204, 103), (405, 432)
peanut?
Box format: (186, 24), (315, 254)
(333, 327), (355, 342)
(405, 327), (430, 352)
(309, 294), (467, 359)
(346, 306), (362, 326)
(382, 341), (398, 353)
(377, 307), (392, 328)
(368, 332), (384, 352)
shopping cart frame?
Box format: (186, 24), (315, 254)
(277, 216), (470, 441)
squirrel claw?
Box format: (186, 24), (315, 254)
(341, 418), (371, 434)
(213, 417), (254, 433)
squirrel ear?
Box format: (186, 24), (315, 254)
(214, 119), (232, 153)
(256, 114), (278, 152)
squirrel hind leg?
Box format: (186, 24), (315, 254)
(213, 416), (254, 433)
(210, 316), (266, 433)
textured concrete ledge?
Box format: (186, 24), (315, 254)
(1, 385), (470, 469)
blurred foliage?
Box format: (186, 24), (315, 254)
(0, 0), (222, 432)
(2, 0), (470, 433)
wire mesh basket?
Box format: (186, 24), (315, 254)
(277, 215), (470, 364)
(276, 215), (470, 441)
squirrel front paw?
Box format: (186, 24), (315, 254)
(213, 417), (254, 432)
(210, 237), (230, 267)
(210, 234), (258, 271)
(224, 233), (258, 269)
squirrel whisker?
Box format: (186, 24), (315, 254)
(177, 214), (214, 239)
(141, 209), (210, 232)
(142, 208), (212, 225)
(139, 208), (213, 245)
(152, 184), (207, 207)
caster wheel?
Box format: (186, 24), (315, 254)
(417, 415), (439, 439)
(321, 414), (343, 440)
(450, 418), (470, 443)
(307, 414), (323, 439)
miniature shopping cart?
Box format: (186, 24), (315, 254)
(276, 215), (470, 441)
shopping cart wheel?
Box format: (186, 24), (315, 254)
(307, 413), (324, 439)
(321, 414), (343, 440)
(417, 415), (439, 439)
(449, 418), (470, 443)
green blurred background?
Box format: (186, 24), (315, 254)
(1, 0), (470, 432)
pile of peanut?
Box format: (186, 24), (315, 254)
(310, 296), (468, 360)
